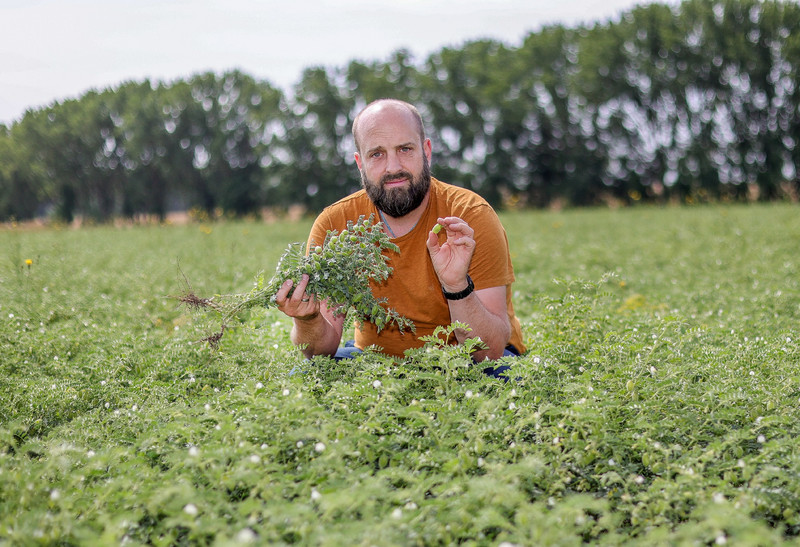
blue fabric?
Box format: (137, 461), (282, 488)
(333, 339), (362, 360)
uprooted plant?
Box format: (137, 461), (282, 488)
(177, 215), (415, 347)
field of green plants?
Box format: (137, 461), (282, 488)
(1, 204), (799, 545)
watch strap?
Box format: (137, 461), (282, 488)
(442, 275), (474, 300)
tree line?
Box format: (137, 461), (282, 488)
(1, 0), (798, 223)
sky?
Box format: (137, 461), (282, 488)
(0, 0), (679, 126)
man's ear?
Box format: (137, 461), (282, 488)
(424, 139), (432, 162)
(354, 151), (363, 170)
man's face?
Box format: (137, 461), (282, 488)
(354, 104), (433, 218)
(360, 153), (431, 218)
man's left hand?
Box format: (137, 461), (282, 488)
(426, 216), (476, 293)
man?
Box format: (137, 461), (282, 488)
(275, 99), (525, 366)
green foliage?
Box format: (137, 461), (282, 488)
(181, 216), (414, 344)
(1, 204), (799, 544)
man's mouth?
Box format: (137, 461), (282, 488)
(382, 173), (411, 188)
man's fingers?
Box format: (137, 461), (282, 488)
(437, 217), (474, 237)
(276, 279), (294, 303)
(292, 275), (312, 302)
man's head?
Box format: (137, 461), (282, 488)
(352, 99), (426, 155)
(352, 99), (432, 218)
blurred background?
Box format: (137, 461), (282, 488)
(1, 0), (798, 224)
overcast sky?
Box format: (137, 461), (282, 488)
(0, 0), (679, 126)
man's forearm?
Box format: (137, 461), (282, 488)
(447, 291), (511, 360)
(290, 312), (342, 358)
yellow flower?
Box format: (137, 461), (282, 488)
(25, 259), (33, 267)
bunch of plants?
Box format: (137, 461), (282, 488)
(178, 215), (414, 347)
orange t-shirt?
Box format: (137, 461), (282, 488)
(307, 177), (526, 357)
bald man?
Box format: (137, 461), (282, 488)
(276, 99), (525, 370)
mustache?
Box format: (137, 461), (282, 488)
(380, 171), (414, 185)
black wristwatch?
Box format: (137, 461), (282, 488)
(442, 275), (474, 300)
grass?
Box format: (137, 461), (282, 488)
(1, 203), (798, 545)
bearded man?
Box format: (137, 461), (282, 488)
(275, 99), (525, 370)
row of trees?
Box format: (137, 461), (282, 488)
(1, 0), (799, 222)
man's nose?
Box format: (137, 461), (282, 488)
(385, 151), (402, 172)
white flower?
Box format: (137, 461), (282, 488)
(236, 528), (257, 543)
(310, 488), (322, 501)
(314, 442), (326, 453)
(189, 446), (199, 457)
(716, 534), (727, 545)
(372, 380), (382, 389)
(404, 501), (418, 510)
(50, 489), (60, 501)
(533, 356), (541, 364)
(249, 454), (261, 464)
(183, 503), (198, 516)
(464, 390), (473, 399)
(509, 402), (517, 410)
(757, 435), (766, 443)
(477, 457), (485, 467)
(391, 508), (403, 519)
(296, 441), (304, 448)
(87, 450), (95, 458)
(282, 388), (290, 396)
(713, 492), (725, 504)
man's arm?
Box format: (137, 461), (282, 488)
(427, 217), (512, 360)
(276, 275), (345, 358)
(445, 285), (511, 361)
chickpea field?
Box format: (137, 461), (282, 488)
(1, 204), (799, 545)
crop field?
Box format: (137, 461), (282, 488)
(1, 203), (799, 545)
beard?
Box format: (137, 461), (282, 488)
(361, 155), (431, 218)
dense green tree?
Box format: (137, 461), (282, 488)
(0, 128), (40, 220)
(283, 67), (356, 211)
(1, 0), (798, 223)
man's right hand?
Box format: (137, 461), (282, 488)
(275, 274), (319, 321)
